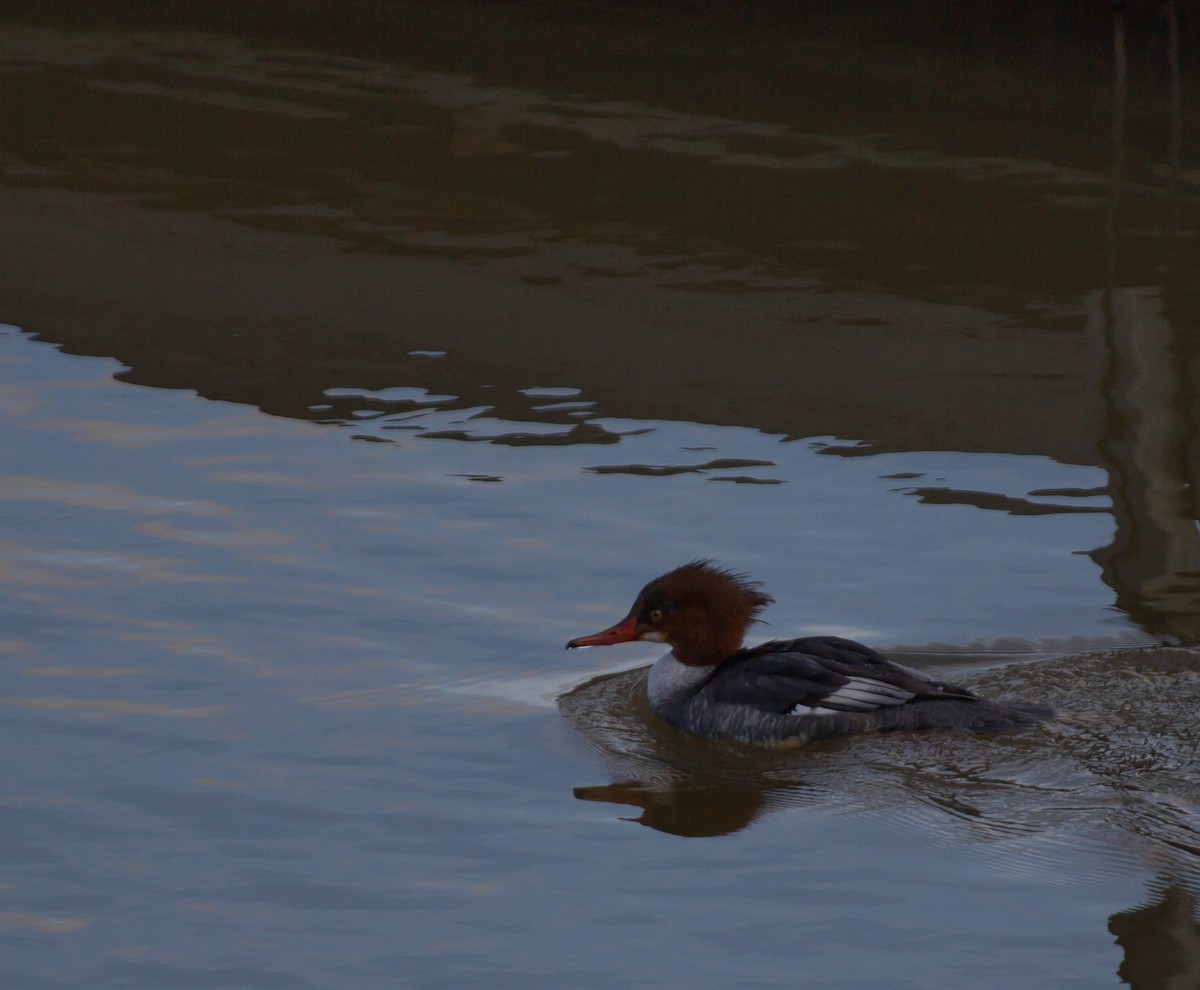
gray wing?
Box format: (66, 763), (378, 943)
(705, 637), (979, 716)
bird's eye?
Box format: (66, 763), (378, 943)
(648, 608), (663, 623)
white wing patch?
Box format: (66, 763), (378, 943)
(786, 704), (843, 717)
(787, 676), (915, 716)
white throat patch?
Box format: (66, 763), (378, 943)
(646, 652), (710, 710)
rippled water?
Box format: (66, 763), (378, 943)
(0, 312), (1190, 988)
(3, 3), (1200, 988)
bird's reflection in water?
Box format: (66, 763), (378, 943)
(561, 664), (841, 836)
(562, 647), (1200, 987)
(558, 661), (1060, 840)
(559, 646), (1200, 853)
(574, 780), (771, 838)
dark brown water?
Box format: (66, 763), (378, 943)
(3, 3), (1200, 987)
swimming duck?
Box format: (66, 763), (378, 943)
(566, 560), (1052, 745)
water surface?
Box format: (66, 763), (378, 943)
(2, 4), (1200, 988)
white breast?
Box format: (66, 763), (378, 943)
(646, 652), (710, 711)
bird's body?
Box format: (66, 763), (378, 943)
(567, 561), (1051, 745)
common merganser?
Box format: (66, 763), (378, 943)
(565, 560), (1052, 745)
